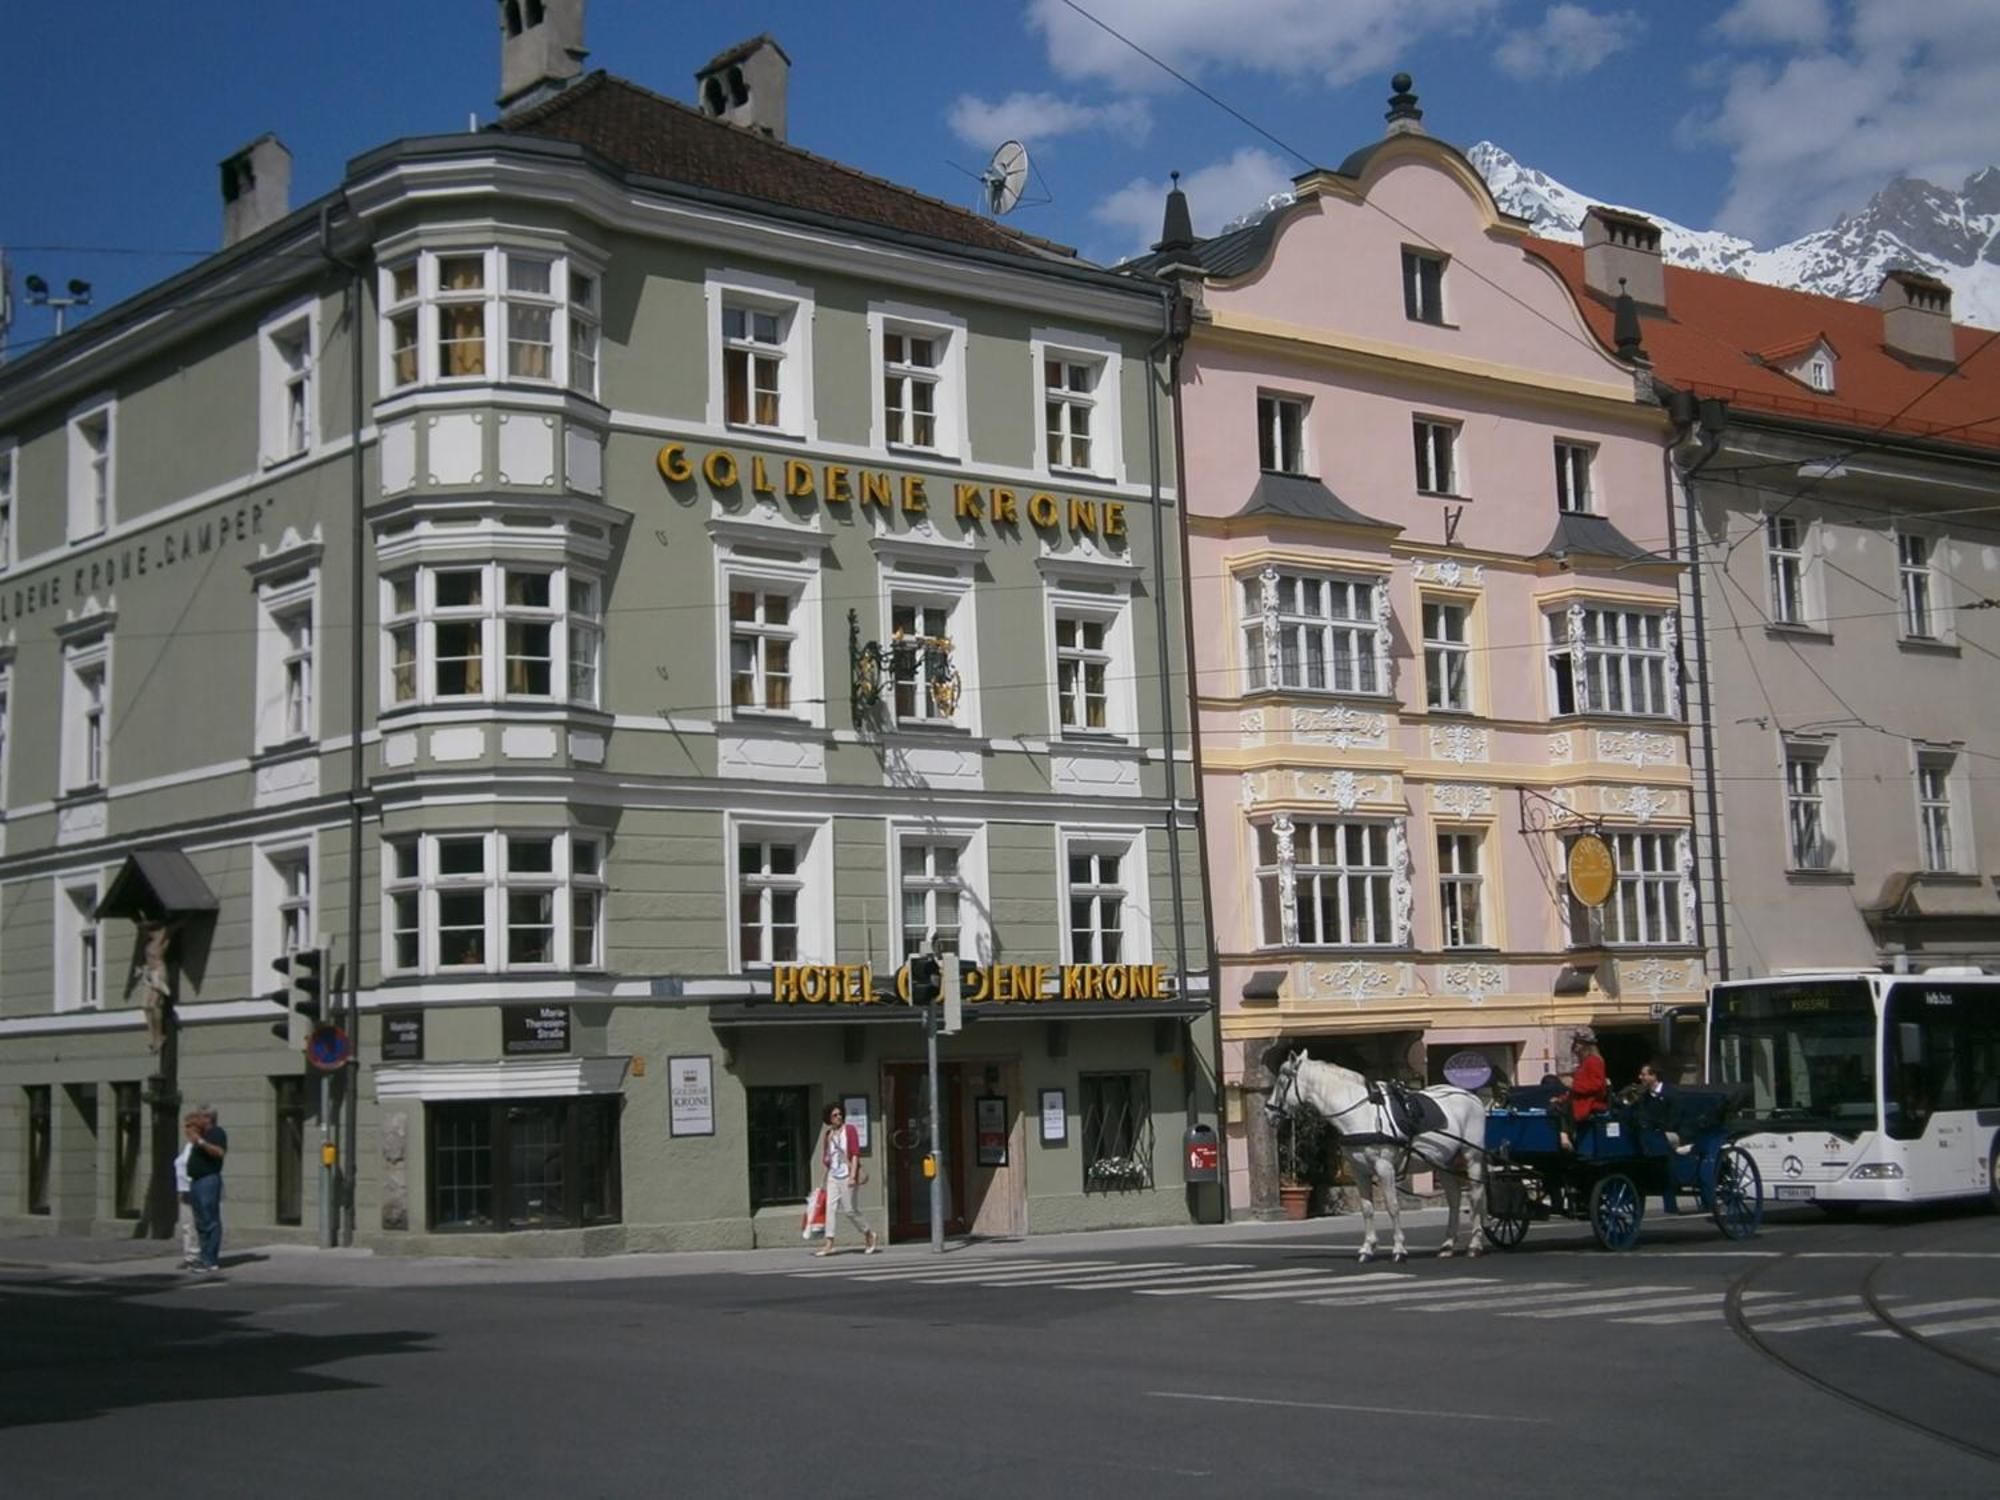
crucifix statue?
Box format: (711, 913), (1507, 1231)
(133, 917), (185, 1053)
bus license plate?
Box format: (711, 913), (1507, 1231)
(1774, 1185), (1815, 1201)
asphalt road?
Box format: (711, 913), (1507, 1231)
(4, 1205), (1998, 1498)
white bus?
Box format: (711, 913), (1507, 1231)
(1709, 971), (2000, 1209)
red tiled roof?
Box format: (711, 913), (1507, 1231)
(495, 72), (1065, 260)
(1528, 238), (2000, 453)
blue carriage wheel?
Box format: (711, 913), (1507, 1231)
(1588, 1172), (1643, 1250)
(1711, 1146), (1764, 1241)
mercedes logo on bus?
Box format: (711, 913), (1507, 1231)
(1783, 1155), (1804, 1178)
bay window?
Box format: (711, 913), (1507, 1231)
(1547, 604), (1676, 717)
(382, 831), (605, 976)
(381, 562), (603, 710)
(379, 247), (603, 395)
(1257, 818), (1401, 948)
(1241, 568), (1389, 696)
(1569, 831), (1689, 946)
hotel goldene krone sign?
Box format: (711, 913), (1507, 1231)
(771, 962), (1173, 1005)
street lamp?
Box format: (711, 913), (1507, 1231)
(24, 273), (92, 336)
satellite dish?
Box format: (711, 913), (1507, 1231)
(982, 140), (1031, 217)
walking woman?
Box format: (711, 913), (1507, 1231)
(813, 1102), (878, 1257)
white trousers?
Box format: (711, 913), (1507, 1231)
(825, 1177), (871, 1242)
(176, 1194), (199, 1263)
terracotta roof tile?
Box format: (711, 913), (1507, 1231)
(496, 72), (1067, 260)
(1527, 238), (2000, 452)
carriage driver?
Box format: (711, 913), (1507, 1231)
(1552, 1027), (1609, 1152)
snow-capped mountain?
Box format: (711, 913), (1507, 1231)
(1467, 141), (2000, 330)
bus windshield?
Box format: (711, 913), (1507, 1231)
(1711, 980), (1876, 1136)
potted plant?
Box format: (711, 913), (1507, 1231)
(1276, 1102), (1334, 1219)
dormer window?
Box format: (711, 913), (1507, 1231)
(1807, 356), (1832, 393)
(1762, 335), (1838, 396)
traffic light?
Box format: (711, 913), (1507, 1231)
(268, 945), (327, 1047)
(906, 953), (941, 1006)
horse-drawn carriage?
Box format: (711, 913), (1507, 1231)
(1481, 1083), (1764, 1251)
(1267, 1051), (1764, 1258)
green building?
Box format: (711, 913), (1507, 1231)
(0, 13), (1213, 1255)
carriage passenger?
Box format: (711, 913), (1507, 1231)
(1635, 1058), (1694, 1155)
(1553, 1028), (1609, 1152)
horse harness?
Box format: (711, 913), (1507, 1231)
(1274, 1060), (1485, 1177)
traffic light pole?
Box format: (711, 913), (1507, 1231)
(318, 1072), (334, 1250)
(926, 998), (943, 1254)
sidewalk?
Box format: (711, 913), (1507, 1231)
(0, 1207), (1462, 1290)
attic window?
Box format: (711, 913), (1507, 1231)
(1807, 356), (1832, 393)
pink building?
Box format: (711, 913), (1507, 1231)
(1133, 82), (1697, 1216)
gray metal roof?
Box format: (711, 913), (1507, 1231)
(1533, 512), (1655, 563)
(1233, 472), (1402, 533)
(95, 848), (219, 921)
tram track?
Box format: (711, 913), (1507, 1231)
(1723, 1216), (2000, 1466)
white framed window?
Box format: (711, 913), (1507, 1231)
(254, 841), (315, 983)
(56, 876), (103, 1012)
(892, 825), (989, 966)
(1402, 248), (1446, 324)
(380, 830), (605, 975)
(870, 304), (968, 460)
(707, 269), (814, 440)
(1033, 330), (1122, 481)
(1807, 356), (1832, 393)
(67, 400), (115, 542)
(1897, 532), (1941, 640)
(1064, 836), (1144, 965)
(259, 302), (316, 465)
(1257, 819), (1396, 948)
(1437, 831), (1485, 948)
(1241, 569), (1388, 696)
(1765, 514), (1809, 625)
(380, 562), (603, 711)
(890, 597), (956, 725)
(730, 818), (832, 969)
(717, 537), (824, 729)
(878, 547), (977, 732)
(1783, 738), (1841, 872)
(0, 439), (16, 572)
(1257, 393), (1308, 475)
(1554, 440), (1594, 514)
(1413, 416), (1458, 496)
(61, 634), (111, 793)
(1546, 605), (1673, 717)
(1047, 572), (1137, 741)
(1422, 598), (1471, 712)
(1570, 831), (1686, 946)
(379, 247), (603, 395)
(1916, 749), (1962, 874)
(255, 568), (318, 751)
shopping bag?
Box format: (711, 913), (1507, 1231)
(801, 1186), (827, 1240)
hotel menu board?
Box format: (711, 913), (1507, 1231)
(976, 1096), (1009, 1167)
(668, 1056), (715, 1137)
(501, 1004), (571, 1056)
(1039, 1088), (1068, 1147)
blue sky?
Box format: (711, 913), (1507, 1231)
(5, 0), (1996, 356)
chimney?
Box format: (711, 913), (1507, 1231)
(1582, 205), (1665, 312)
(695, 35), (791, 141)
(220, 135), (292, 249)
(1876, 268), (1955, 365)
(498, 0), (588, 114)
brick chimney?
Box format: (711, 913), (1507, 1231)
(1876, 268), (1955, 365)
(220, 135), (292, 249)
(1582, 205), (1665, 312)
(696, 35), (791, 141)
(498, 0), (588, 114)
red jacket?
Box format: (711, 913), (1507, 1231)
(1570, 1054), (1609, 1122)
(822, 1122), (861, 1169)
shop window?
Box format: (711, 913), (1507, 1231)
(114, 1081), (145, 1219)
(1081, 1072), (1154, 1193)
(747, 1085), (812, 1208)
(426, 1096), (620, 1232)
(273, 1076), (305, 1226)
(26, 1085), (51, 1215)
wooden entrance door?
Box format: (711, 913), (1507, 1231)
(885, 1062), (966, 1240)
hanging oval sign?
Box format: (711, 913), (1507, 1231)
(1567, 833), (1617, 908)
(1442, 1050), (1494, 1090)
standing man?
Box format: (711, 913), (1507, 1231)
(184, 1105), (228, 1274)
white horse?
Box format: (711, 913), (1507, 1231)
(1267, 1050), (1489, 1263)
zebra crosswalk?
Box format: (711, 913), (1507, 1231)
(742, 1254), (2000, 1344)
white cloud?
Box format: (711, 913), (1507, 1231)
(1092, 148), (1296, 257)
(1686, 0), (2000, 242)
(1026, 0), (1500, 90)
(945, 91), (1151, 150)
(1712, 0), (1832, 49)
(1494, 5), (1643, 80)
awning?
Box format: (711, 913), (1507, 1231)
(94, 847), (219, 922)
(709, 999), (1209, 1027)
(1865, 871), (2000, 923)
